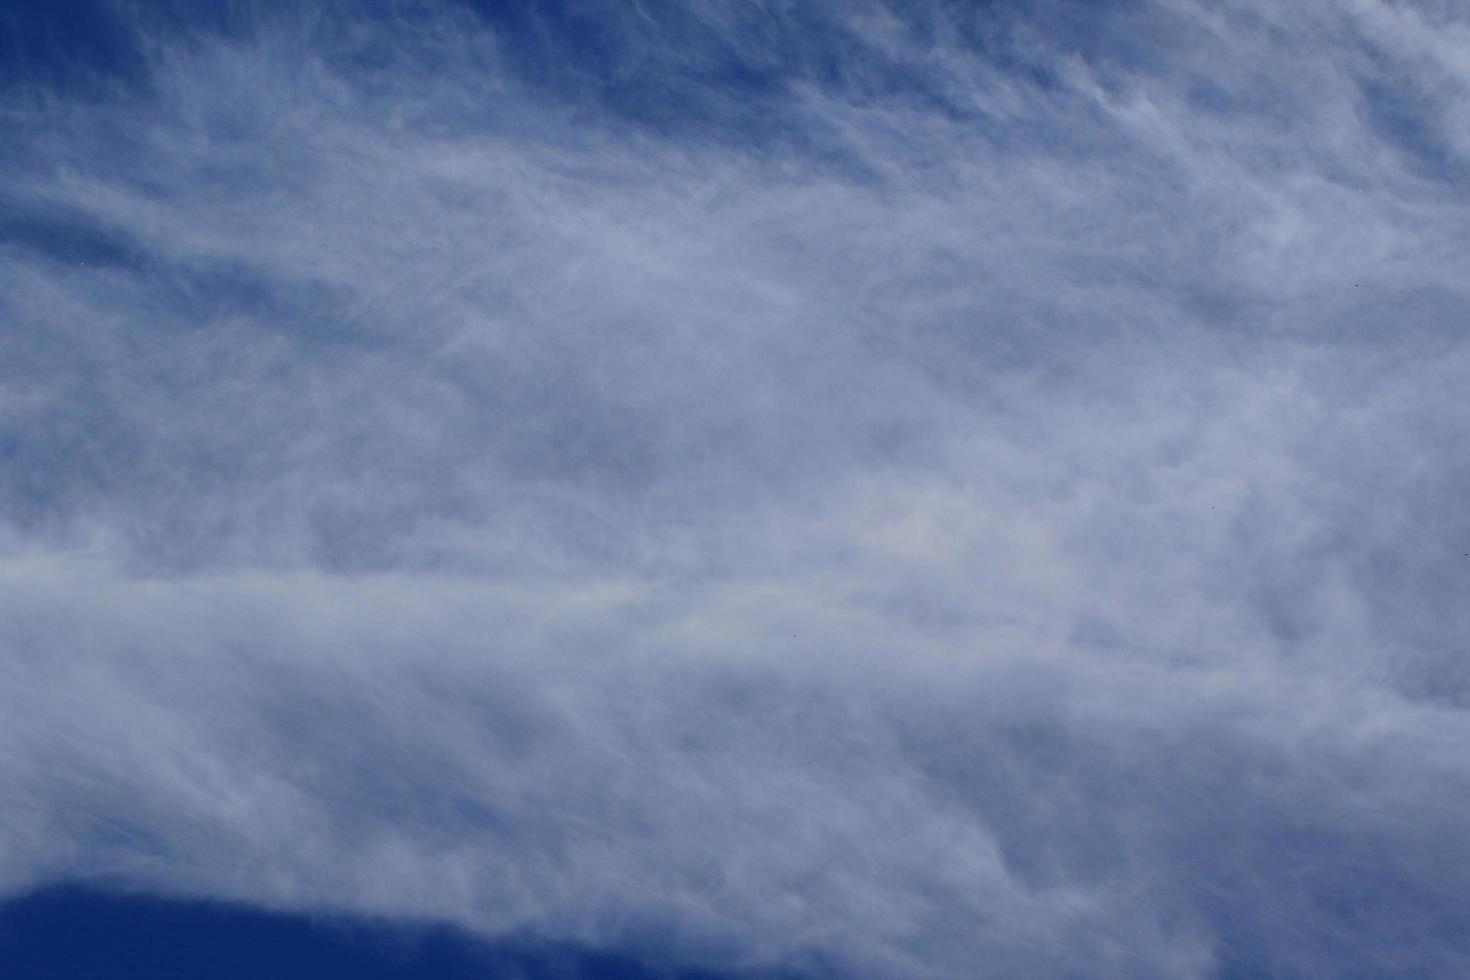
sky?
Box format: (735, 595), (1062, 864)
(2, 0), (1470, 976)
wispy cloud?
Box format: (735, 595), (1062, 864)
(4, 1), (1470, 975)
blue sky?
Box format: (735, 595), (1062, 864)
(3, 1), (1470, 977)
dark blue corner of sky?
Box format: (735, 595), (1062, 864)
(0, 0), (146, 95)
(0, 888), (825, 980)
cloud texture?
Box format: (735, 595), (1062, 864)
(4, 0), (1470, 975)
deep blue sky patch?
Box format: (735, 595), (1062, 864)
(0, 888), (799, 980)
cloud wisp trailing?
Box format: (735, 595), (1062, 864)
(4, 0), (1470, 975)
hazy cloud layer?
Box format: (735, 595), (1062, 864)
(4, 1), (1470, 975)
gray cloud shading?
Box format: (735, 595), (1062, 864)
(4, 0), (1470, 975)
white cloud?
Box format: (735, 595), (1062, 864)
(4, 1), (1470, 975)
